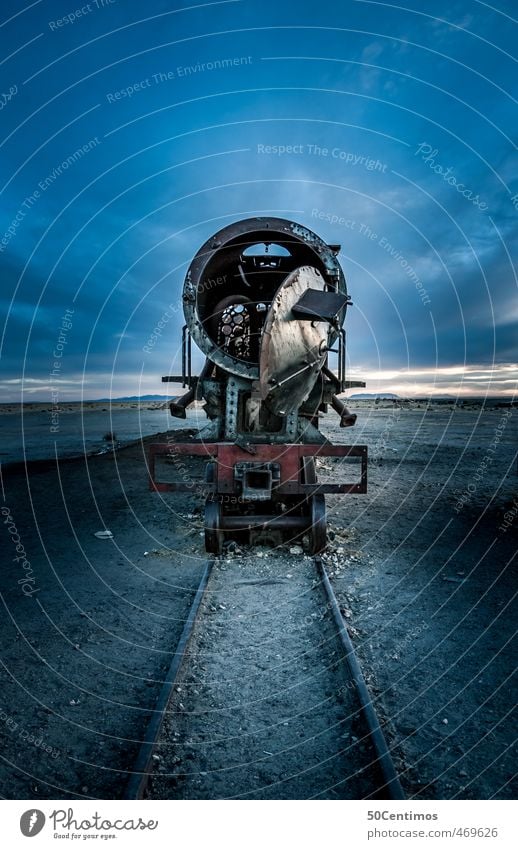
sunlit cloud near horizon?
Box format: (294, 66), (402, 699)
(1, 363), (516, 402)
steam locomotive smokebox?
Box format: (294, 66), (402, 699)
(183, 217), (346, 380)
(151, 217), (367, 554)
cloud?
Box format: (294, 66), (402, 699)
(0, 0), (515, 402)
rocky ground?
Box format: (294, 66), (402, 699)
(0, 404), (516, 799)
(147, 551), (381, 800)
(322, 404), (517, 800)
(0, 433), (207, 799)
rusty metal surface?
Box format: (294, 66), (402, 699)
(259, 266), (330, 416)
(148, 442), (367, 495)
(331, 394), (357, 427)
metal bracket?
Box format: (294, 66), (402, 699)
(234, 461), (281, 501)
(149, 442), (367, 495)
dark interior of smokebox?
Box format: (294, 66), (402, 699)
(197, 231), (331, 365)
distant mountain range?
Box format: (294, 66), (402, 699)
(91, 392), (499, 403)
(93, 394), (177, 402)
(349, 393), (401, 399)
(348, 392), (464, 400)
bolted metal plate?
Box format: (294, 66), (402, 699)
(291, 288), (349, 322)
(259, 266), (329, 416)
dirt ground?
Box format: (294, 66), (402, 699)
(147, 551), (380, 800)
(0, 403), (516, 799)
(0, 433), (208, 799)
(323, 404), (517, 800)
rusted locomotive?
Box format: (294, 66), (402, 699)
(149, 217), (367, 553)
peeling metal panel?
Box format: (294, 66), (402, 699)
(259, 266), (329, 416)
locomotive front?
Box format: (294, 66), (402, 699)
(149, 217), (367, 553)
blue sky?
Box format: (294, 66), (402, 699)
(0, 0), (516, 400)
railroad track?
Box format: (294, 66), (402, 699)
(125, 552), (404, 800)
(125, 558), (215, 800)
